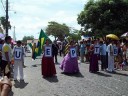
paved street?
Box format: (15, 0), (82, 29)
(10, 54), (128, 96)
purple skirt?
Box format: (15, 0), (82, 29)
(60, 53), (79, 73)
(89, 54), (99, 73)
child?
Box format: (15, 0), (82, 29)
(13, 41), (25, 81)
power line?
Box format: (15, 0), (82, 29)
(0, 0), (6, 13)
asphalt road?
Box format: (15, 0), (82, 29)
(10, 54), (128, 96)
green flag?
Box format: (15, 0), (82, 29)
(33, 29), (49, 59)
(28, 43), (32, 49)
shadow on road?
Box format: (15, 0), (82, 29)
(44, 76), (59, 83)
(31, 64), (41, 67)
(111, 71), (128, 76)
(14, 80), (28, 89)
(61, 72), (84, 78)
(93, 72), (112, 77)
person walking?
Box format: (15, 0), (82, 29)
(13, 41), (25, 81)
(52, 41), (59, 64)
(59, 43), (63, 57)
(41, 39), (56, 78)
(60, 41), (79, 74)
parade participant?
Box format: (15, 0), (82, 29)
(41, 39), (56, 78)
(32, 43), (36, 60)
(1, 36), (12, 78)
(60, 41), (79, 74)
(0, 40), (4, 71)
(89, 40), (99, 73)
(125, 43), (128, 66)
(52, 41), (59, 64)
(121, 43), (127, 70)
(115, 41), (122, 69)
(80, 41), (85, 63)
(75, 42), (80, 57)
(100, 41), (107, 71)
(13, 41), (25, 81)
(21, 43), (26, 68)
(0, 76), (12, 96)
(85, 40), (91, 62)
(107, 40), (115, 72)
(59, 43), (63, 57)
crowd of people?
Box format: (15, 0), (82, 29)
(0, 36), (26, 95)
(41, 38), (128, 77)
(78, 38), (128, 72)
(0, 36), (128, 95)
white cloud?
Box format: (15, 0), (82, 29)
(8, 0), (88, 40)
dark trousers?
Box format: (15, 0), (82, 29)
(101, 55), (107, 70)
(54, 54), (58, 63)
(1, 60), (11, 78)
(59, 50), (62, 56)
(106, 52), (108, 68)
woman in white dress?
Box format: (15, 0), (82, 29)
(107, 40), (115, 72)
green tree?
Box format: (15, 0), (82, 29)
(77, 0), (128, 40)
(45, 21), (70, 41)
(22, 36), (34, 43)
(69, 29), (81, 41)
(0, 16), (11, 30)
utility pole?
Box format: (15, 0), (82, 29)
(6, 0), (9, 37)
(13, 26), (16, 41)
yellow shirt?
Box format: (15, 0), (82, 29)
(2, 43), (12, 61)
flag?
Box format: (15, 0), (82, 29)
(33, 29), (49, 59)
(28, 43), (32, 49)
(64, 43), (69, 55)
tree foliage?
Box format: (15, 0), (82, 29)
(22, 36), (34, 43)
(77, 0), (128, 39)
(69, 29), (81, 41)
(0, 16), (11, 30)
(45, 21), (70, 40)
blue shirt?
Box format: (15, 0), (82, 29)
(100, 44), (107, 55)
(80, 44), (85, 53)
(0, 44), (3, 51)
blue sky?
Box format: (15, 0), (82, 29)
(0, 0), (87, 40)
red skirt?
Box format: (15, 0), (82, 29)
(41, 56), (56, 77)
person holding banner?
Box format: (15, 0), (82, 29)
(13, 41), (25, 81)
(89, 40), (99, 73)
(41, 39), (56, 78)
(60, 41), (79, 74)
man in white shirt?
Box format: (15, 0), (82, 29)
(13, 41), (25, 81)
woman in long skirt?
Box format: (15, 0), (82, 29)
(60, 41), (79, 73)
(41, 39), (56, 78)
(89, 40), (99, 73)
(107, 40), (115, 72)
